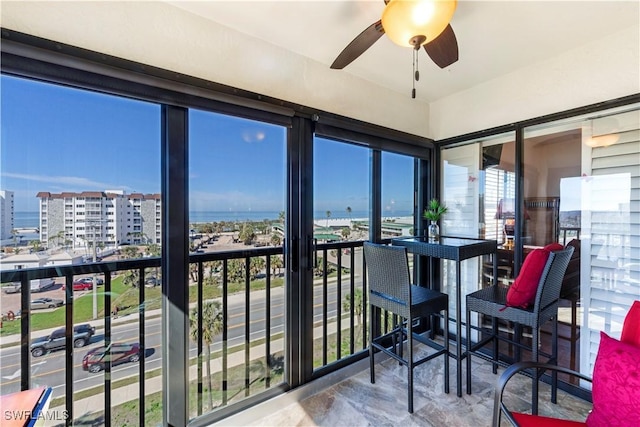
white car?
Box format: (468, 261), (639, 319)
(31, 298), (64, 310)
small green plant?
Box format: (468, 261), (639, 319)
(423, 199), (447, 221)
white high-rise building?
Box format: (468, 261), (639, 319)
(36, 191), (161, 250)
(0, 190), (15, 241)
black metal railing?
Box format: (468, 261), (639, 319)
(0, 239), (373, 425)
(311, 240), (368, 371)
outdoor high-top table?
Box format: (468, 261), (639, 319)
(391, 235), (497, 397)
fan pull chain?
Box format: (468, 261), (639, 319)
(411, 44), (421, 99)
(412, 48), (417, 99)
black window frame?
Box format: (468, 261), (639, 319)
(1, 27), (436, 426)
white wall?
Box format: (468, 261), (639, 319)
(429, 26), (640, 140)
(0, 0), (430, 137)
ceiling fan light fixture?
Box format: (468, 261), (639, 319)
(382, 0), (457, 48)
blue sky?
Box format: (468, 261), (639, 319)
(1, 75), (414, 215)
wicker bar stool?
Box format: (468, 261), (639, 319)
(465, 246), (573, 414)
(363, 242), (450, 413)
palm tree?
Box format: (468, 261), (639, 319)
(121, 246), (141, 287)
(228, 259), (246, 283)
(341, 227), (351, 240)
(343, 289), (365, 339)
(270, 233), (281, 247)
(189, 301), (224, 409)
(11, 229), (19, 248)
(239, 222), (256, 245)
(48, 230), (65, 249)
(270, 255), (283, 278)
(29, 240), (43, 252)
(325, 210), (331, 228)
(250, 257), (265, 280)
(346, 206), (352, 227)
(147, 243), (161, 282)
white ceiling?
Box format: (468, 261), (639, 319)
(168, 1), (640, 103)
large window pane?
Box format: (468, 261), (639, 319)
(382, 152), (415, 238)
(524, 103), (640, 381)
(188, 110), (286, 417)
(441, 132), (515, 332)
(0, 75), (160, 424)
(312, 137), (369, 368)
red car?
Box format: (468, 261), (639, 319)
(82, 343), (141, 373)
(62, 281), (93, 291)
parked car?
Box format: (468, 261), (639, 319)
(30, 298), (64, 310)
(82, 343), (141, 373)
(30, 323), (95, 357)
(62, 281), (93, 291)
(30, 278), (55, 292)
(77, 277), (104, 286)
(2, 282), (21, 294)
(144, 277), (161, 287)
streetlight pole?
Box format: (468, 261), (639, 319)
(87, 219), (104, 320)
(92, 228), (98, 320)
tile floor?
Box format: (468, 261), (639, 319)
(215, 345), (592, 427)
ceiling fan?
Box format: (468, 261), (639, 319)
(331, 0), (459, 70)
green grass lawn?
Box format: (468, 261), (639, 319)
(0, 277), (130, 336)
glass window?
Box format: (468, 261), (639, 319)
(441, 132), (515, 330)
(0, 74), (160, 420)
(523, 103), (640, 380)
(312, 136), (369, 367)
(188, 109), (287, 416)
(382, 152), (415, 238)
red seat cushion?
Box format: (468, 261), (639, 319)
(506, 248), (551, 308)
(586, 332), (640, 427)
(513, 412), (585, 426)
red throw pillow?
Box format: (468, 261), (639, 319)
(621, 300), (640, 347)
(506, 248), (551, 308)
(586, 332), (640, 427)
(544, 243), (564, 252)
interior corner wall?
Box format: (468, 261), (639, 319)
(0, 1), (430, 137)
(429, 25), (640, 141)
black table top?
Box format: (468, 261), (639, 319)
(391, 235), (497, 261)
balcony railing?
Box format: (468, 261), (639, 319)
(0, 239), (372, 425)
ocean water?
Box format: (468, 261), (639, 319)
(14, 209), (413, 228)
(14, 211), (40, 228)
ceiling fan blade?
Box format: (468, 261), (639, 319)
(423, 24), (459, 69)
(330, 20), (385, 69)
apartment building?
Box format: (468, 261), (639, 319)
(0, 190), (14, 241)
(36, 190), (161, 250)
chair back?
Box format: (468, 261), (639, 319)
(533, 247), (574, 312)
(363, 242), (412, 316)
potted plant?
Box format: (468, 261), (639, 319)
(423, 199), (447, 241)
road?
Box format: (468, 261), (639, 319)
(0, 276), (360, 399)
